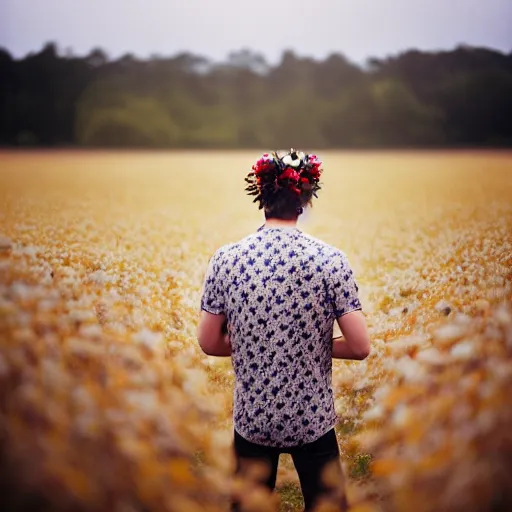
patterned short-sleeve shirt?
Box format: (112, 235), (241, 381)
(200, 226), (362, 447)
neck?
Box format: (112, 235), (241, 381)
(264, 217), (298, 229)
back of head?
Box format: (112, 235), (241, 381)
(245, 149), (323, 220)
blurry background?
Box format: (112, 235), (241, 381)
(1, 3), (512, 512)
(1, 0), (512, 150)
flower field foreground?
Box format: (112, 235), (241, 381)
(0, 150), (511, 512)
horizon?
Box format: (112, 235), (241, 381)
(2, 0), (512, 65)
(1, 41), (510, 67)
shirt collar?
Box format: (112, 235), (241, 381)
(257, 224), (301, 233)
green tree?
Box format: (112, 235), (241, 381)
(370, 79), (444, 146)
(1, 42), (512, 149)
(76, 81), (179, 147)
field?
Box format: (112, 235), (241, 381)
(0, 150), (511, 512)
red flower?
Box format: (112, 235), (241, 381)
(254, 160), (273, 175)
(309, 163), (322, 179)
(300, 177), (309, 184)
(279, 168), (300, 182)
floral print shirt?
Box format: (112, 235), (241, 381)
(200, 226), (362, 447)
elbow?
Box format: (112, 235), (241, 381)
(355, 343), (371, 360)
(200, 345), (217, 357)
(200, 346), (213, 356)
(198, 336), (214, 356)
(199, 336), (228, 357)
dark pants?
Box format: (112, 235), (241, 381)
(232, 428), (349, 512)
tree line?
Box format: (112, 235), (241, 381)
(1, 43), (512, 149)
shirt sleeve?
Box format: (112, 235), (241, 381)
(328, 252), (362, 318)
(200, 251), (226, 315)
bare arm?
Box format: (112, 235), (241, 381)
(197, 310), (232, 357)
(332, 310), (370, 360)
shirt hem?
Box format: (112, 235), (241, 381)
(234, 417), (338, 449)
(201, 305), (225, 316)
(335, 306), (363, 318)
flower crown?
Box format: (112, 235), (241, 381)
(245, 149), (323, 209)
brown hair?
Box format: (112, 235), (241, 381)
(263, 184), (314, 220)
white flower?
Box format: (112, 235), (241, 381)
(132, 328), (163, 350)
(282, 155), (293, 166)
(282, 151), (302, 168)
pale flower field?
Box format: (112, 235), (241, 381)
(0, 150), (511, 512)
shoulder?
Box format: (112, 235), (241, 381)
(209, 242), (236, 266)
(209, 233), (256, 266)
(299, 232), (347, 260)
(299, 232), (354, 276)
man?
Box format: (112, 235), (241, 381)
(198, 150), (371, 511)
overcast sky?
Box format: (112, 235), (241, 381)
(1, 0), (511, 64)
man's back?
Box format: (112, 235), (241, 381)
(198, 150), (369, 511)
(201, 225), (362, 447)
